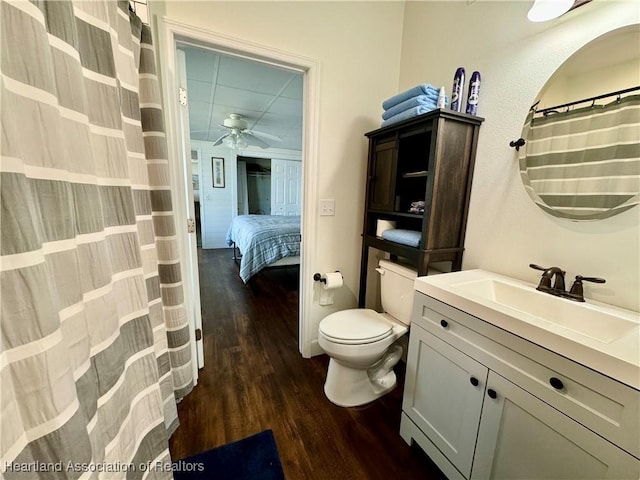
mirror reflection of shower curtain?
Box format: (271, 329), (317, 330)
(519, 94), (640, 220)
(237, 159), (249, 215)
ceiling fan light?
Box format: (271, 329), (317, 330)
(527, 0), (574, 22)
(223, 135), (236, 148)
(222, 133), (248, 149)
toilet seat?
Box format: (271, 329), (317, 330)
(319, 309), (393, 345)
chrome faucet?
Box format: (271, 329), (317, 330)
(530, 264), (606, 302)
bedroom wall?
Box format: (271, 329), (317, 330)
(189, 140), (236, 249)
(151, 1), (406, 353)
(398, 1), (639, 311)
(190, 140), (303, 249)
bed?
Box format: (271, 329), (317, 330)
(225, 214), (301, 283)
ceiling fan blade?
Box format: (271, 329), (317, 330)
(212, 132), (230, 146)
(243, 132), (270, 149)
(245, 130), (282, 142)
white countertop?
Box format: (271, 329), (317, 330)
(414, 269), (640, 390)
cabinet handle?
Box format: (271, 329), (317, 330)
(549, 377), (564, 390)
(487, 388), (497, 399)
(440, 319), (448, 328)
(470, 377), (479, 387)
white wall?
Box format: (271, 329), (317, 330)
(541, 57), (639, 109)
(151, 1), (406, 351)
(189, 140), (236, 249)
(399, 1), (639, 311)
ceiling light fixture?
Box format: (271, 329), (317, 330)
(527, 0), (575, 22)
(222, 131), (248, 149)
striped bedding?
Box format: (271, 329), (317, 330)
(226, 215), (301, 283)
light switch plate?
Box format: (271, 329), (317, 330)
(320, 199), (335, 216)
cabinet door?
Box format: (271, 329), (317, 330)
(369, 140), (397, 211)
(472, 372), (640, 480)
(403, 326), (488, 478)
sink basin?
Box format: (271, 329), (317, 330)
(452, 277), (637, 344)
(414, 269), (640, 389)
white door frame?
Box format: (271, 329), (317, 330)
(175, 48), (205, 372)
(156, 17), (320, 362)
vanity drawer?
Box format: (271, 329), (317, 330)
(412, 292), (640, 458)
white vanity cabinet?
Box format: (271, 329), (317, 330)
(403, 327), (487, 478)
(401, 291), (640, 480)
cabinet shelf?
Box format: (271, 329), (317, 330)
(368, 209), (423, 219)
(364, 235), (422, 260)
(402, 171), (428, 179)
(359, 109), (483, 307)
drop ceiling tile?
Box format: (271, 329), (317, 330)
(187, 80), (214, 103)
(268, 96), (303, 116)
(217, 55), (295, 95)
(213, 85), (274, 113)
(188, 100), (213, 117)
(190, 131), (209, 141)
(281, 74), (304, 100)
(259, 112), (303, 129)
(188, 108), (211, 135)
(184, 48), (217, 82)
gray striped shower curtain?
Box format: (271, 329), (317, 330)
(519, 95), (640, 220)
(1, 1), (192, 478)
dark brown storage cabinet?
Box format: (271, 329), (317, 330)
(358, 109), (484, 307)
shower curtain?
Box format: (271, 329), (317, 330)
(1, 1), (192, 477)
(519, 94), (640, 220)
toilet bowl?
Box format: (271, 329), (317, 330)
(318, 260), (417, 407)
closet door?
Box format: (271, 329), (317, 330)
(272, 159), (301, 215)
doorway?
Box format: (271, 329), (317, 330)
(157, 18), (320, 367)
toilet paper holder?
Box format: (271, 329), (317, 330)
(313, 271), (342, 283)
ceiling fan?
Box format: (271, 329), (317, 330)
(212, 113), (281, 149)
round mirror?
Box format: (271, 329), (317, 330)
(518, 25), (640, 221)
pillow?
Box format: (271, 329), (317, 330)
(381, 229), (421, 247)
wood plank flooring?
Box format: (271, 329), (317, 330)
(169, 248), (446, 479)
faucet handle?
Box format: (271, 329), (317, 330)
(575, 275), (606, 285)
(529, 263), (550, 272)
(529, 264), (552, 290)
(567, 275), (606, 302)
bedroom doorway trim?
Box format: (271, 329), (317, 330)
(156, 17), (320, 362)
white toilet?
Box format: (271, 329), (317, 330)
(318, 259), (417, 407)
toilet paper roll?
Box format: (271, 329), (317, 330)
(322, 272), (344, 290)
(376, 220), (397, 237)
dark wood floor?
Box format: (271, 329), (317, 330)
(169, 248), (446, 479)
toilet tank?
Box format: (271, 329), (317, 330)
(377, 259), (417, 325)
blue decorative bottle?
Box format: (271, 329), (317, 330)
(466, 71), (481, 116)
(450, 67), (465, 112)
